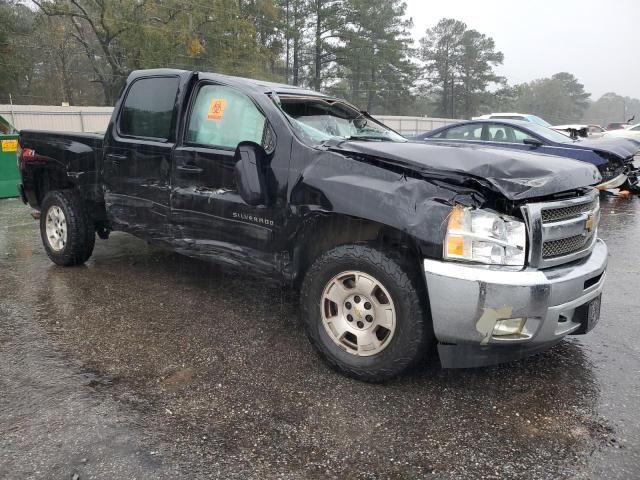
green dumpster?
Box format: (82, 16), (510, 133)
(0, 133), (20, 198)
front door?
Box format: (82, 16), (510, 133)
(482, 123), (543, 152)
(170, 82), (282, 273)
(103, 73), (190, 240)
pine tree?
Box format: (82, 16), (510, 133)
(330, 0), (417, 114)
(419, 18), (466, 118)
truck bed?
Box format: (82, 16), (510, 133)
(20, 130), (104, 152)
(18, 130), (105, 210)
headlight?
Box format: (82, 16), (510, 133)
(444, 205), (527, 266)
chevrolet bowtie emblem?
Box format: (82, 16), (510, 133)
(585, 214), (594, 233)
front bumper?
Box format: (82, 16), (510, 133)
(424, 239), (608, 368)
(596, 173), (627, 190)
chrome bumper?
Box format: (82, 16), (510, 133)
(597, 173), (627, 190)
(424, 239), (608, 368)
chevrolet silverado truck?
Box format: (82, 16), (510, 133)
(18, 69), (608, 381)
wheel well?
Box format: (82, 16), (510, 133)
(35, 167), (74, 207)
(33, 168), (107, 231)
(293, 214), (421, 286)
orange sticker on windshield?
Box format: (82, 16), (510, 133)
(207, 99), (226, 121)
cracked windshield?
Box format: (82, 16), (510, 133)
(1, 0), (638, 479)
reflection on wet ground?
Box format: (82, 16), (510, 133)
(580, 193), (640, 478)
(0, 196), (638, 479)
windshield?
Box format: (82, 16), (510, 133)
(525, 115), (553, 127)
(525, 123), (576, 143)
(274, 95), (406, 145)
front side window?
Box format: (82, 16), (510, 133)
(512, 128), (538, 143)
(438, 124), (482, 140)
(487, 125), (510, 142)
(487, 124), (538, 144)
(186, 85), (266, 149)
(120, 77), (180, 140)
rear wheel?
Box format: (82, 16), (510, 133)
(40, 190), (95, 266)
(301, 244), (432, 382)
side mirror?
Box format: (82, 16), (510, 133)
(234, 141), (268, 206)
(523, 138), (543, 148)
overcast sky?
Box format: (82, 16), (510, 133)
(405, 0), (640, 100)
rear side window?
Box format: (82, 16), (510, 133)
(119, 77), (180, 140)
(186, 84), (266, 149)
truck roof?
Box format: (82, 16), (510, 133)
(128, 68), (328, 98)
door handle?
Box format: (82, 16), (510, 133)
(177, 164), (204, 175)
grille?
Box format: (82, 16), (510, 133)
(543, 234), (593, 258)
(541, 199), (598, 223)
(522, 189), (600, 268)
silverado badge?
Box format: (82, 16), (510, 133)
(585, 214), (594, 233)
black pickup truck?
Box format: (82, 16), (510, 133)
(18, 69), (608, 381)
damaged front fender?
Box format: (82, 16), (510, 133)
(327, 141), (602, 201)
(290, 148), (488, 260)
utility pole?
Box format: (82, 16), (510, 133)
(314, 0), (322, 91)
(9, 93), (16, 128)
(450, 78), (455, 118)
(292, 0), (299, 86)
(285, 0), (290, 84)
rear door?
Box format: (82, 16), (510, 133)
(103, 72), (191, 240)
(170, 81), (283, 272)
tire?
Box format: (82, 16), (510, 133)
(300, 244), (432, 382)
(40, 190), (95, 266)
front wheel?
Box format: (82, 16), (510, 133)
(301, 245), (432, 382)
(40, 190), (95, 266)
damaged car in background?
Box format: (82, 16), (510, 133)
(18, 69), (607, 381)
(552, 124), (606, 139)
(604, 123), (640, 142)
(414, 119), (640, 191)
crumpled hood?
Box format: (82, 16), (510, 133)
(329, 141), (601, 201)
(572, 137), (640, 158)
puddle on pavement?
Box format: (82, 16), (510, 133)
(2, 196), (638, 479)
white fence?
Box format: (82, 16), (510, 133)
(0, 105), (459, 136)
(0, 105), (114, 133)
(374, 116), (461, 136)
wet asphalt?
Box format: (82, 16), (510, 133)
(0, 195), (639, 480)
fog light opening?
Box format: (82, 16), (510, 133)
(492, 318), (526, 337)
